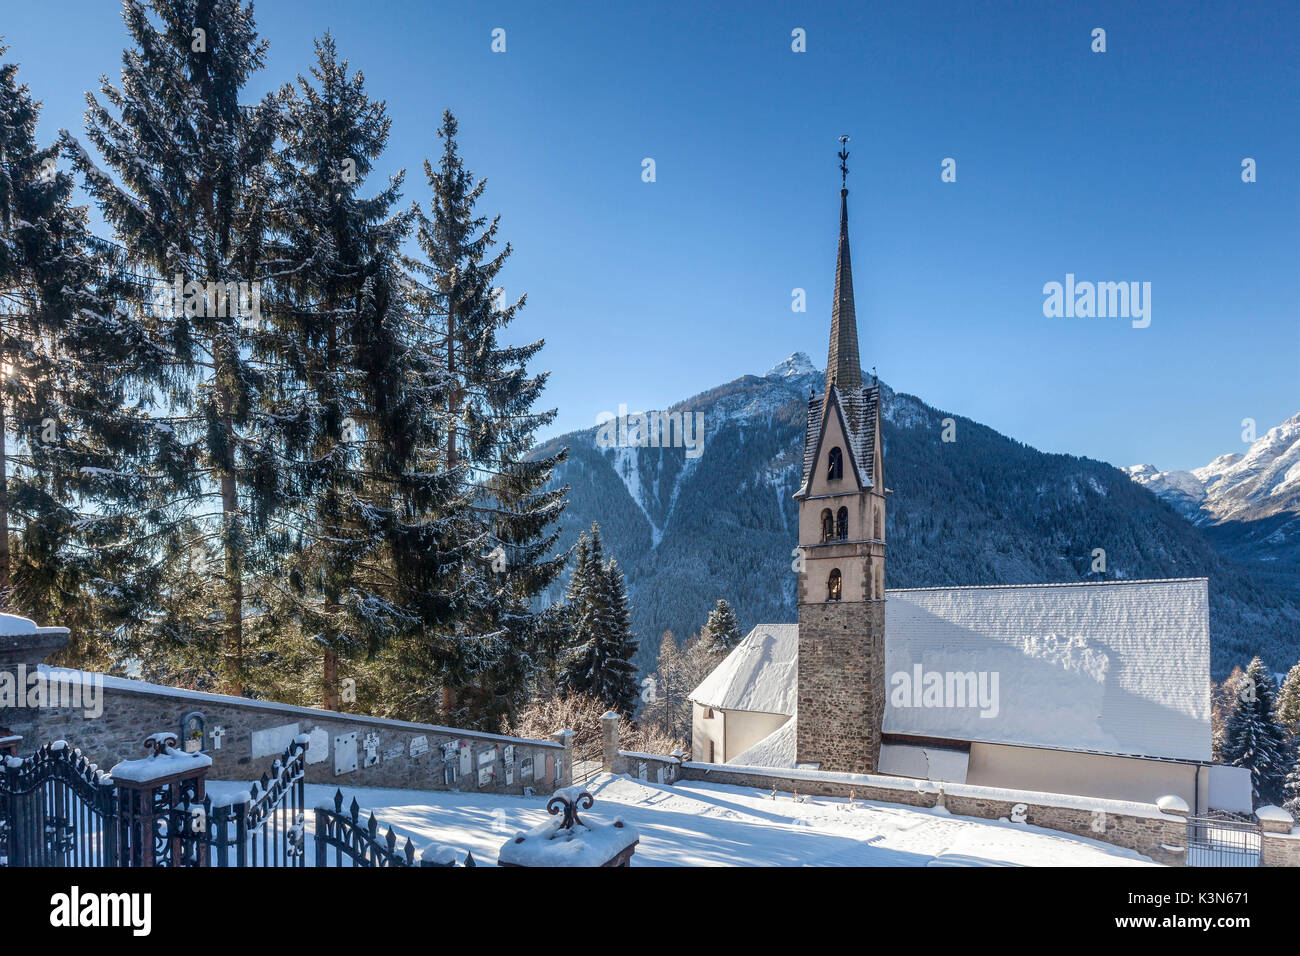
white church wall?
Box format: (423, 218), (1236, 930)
(966, 741), (1200, 807)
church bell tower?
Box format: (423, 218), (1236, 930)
(794, 137), (888, 773)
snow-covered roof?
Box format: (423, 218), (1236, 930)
(885, 579), (1212, 762)
(0, 613), (69, 637)
(693, 578), (1212, 764)
(798, 383), (880, 495)
(689, 624), (797, 714)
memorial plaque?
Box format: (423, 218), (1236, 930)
(458, 743), (472, 776)
(477, 745), (496, 767)
(253, 722), (300, 759)
(362, 732), (380, 768)
(503, 744), (515, 767)
(411, 735), (430, 758)
(334, 731), (358, 775)
(306, 726), (329, 765)
(520, 757), (533, 781)
(440, 739), (457, 761)
(477, 766), (493, 788)
(382, 746), (403, 761)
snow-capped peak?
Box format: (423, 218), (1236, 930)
(1122, 412), (1300, 524)
(764, 352), (819, 380)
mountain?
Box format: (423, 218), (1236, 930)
(535, 355), (1300, 679)
(1123, 415), (1300, 574)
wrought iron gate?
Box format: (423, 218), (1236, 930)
(0, 742), (117, 867)
(1186, 815), (1261, 867)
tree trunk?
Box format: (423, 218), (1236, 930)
(218, 391), (243, 696)
(0, 396), (10, 609)
(322, 648), (339, 710)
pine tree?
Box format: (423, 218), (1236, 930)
(700, 598), (743, 654)
(647, 630), (690, 740)
(557, 524), (637, 714)
(399, 109), (567, 726)
(65, 0), (286, 693)
(0, 38), (159, 666)
(1276, 660), (1300, 740)
(1221, 656), (1291, 807)
(249, 33), (464, 711)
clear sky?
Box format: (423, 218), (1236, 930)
(4, 0), (1297, 471)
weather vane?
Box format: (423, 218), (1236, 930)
(837, 135), (850, 188)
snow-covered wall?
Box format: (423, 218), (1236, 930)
(6, 668), (566, 795)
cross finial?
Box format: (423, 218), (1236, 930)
(837, 135), (850, 189)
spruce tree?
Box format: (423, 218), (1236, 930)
(400, 109), (567, 727)
(1276, 660), (1300, 739)
(0, 38), (159, 665)
(700, 598), (743, 654)
(66, 0), (284, 693)
(1221, 656), (1290, 807)
(251, 33), (463, 711)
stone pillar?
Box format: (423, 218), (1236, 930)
(0, 618), (70, 746)
(1256, 806), (1299, 867)
(551, 728), (574, 789)
(110, 732), (213, 866)
(600, 711), (627, 774)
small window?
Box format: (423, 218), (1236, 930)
(704, 707), (714, 719)
(875, 508), (883, 540)
(827, 568), (842, 602)
(820, 509), (834, 542)
(836, 507), (849, 540)
(827, 447), (844, 481)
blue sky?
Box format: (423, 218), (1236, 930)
(4, 0), (1297, 471)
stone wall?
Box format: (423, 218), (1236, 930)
(6, 669), (568, 795)
(679, 761), (1193, 865)
(599, 711), (681, 785)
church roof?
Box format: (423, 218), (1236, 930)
(689, 623), (798, 715)
(689, 578), (1212, 763)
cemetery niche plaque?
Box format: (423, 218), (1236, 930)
(520, 757), (534, 781)
(458, 743), (472, 776)
(362, 732), (380, 768)
(334, 731), (358, 776)
(411, 735), (429, 758)
(180, 711), (206, 754)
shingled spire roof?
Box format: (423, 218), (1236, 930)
(797, 139), (884, 499)
(825, 186), (862, 396)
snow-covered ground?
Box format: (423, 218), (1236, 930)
(260, 773), (1161, 867)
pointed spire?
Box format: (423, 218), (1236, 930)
(826, 136), (862, 395)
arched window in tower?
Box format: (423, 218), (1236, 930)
(820, 509), (834, 543)
(827, 568), (842, 602)
(836, 507), (849, 540)
(875, 507), (883, 540)
(827, 447), (844, 481)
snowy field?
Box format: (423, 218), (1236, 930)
(235, 773), (1161, 867)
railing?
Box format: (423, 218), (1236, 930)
(0, 741), (118, 867)
(1187, 814), (1262, 867)
(314, 789), (475, 867)
(208, 740), (308, 867)
(2, 734), (472, 868)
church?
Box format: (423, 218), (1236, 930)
(689, 146), (1233, 811)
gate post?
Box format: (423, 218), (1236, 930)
(551, 729), (574, 788)
(109, 732), (212, 866)
(600, 712), (627, 774)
